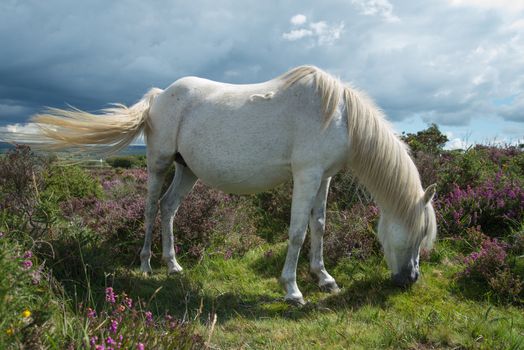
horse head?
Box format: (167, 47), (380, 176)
(377, 184), (437, 287)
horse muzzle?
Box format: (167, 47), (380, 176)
(392, 268), (419, 287)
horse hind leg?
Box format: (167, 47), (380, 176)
(309, 177), (340, 293)
(140, 150), (174, 275)
(159, 163), (197, 274)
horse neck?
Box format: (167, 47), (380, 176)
(344, 87), (424, 225)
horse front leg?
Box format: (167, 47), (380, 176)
(159, 164), (197, 274)
(309, 177), (340, 293)
(280, 169), (322, 305)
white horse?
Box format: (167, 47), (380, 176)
(16, 65), (437, 305)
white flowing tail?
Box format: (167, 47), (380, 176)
(7, 88), (163, 156)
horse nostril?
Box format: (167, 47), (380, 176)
(392, 273), (409, 287)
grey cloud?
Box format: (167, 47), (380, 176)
(0, 0), (523, 138)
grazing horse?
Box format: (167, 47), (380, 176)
(16, 65), (437, 305)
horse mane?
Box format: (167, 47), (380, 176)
(281, 65), (426, 238)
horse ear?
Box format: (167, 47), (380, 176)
(423, 184), (437, 204)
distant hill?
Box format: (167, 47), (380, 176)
(0, 142), (14, 153)
(0, 142), (146, 156)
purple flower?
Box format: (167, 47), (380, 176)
(21, 260), (33, 270)
(86, 307), (97, 319)
(109, 319), (118, 334)
(90, 336), (98, 347)
(137, 343), (145, 350)
(123, 297), (133, 309)
(23, 250), (32, 259)
(106, 337), (116, 346)
(105, 287), (116, 304)
(95, 345), (105, 350)
(144, 311), (154, 325)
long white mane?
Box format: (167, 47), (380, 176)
(281, 66), (427, 240)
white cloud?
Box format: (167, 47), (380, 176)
(445, 138), (468, 150)
(449, 0), (524, 12)
(282, 15), (344, 46)
(310, 21), (345, 45)
(290, 14), (307, 26)
(282, 28), (313, 41)
(1, 123), (40, 134)
(0, 123), (42, 144)
(351, 0), (400, 22)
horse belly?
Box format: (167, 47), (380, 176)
(177, 114), (294, 194)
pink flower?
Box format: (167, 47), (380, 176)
(123, 297), (133, 309)
(23, 250), (32, 259)
(21, 260), (33, 270)
(137, 343), (145, 350)
(90, 336), (98, 347)
(109, 319), (118, 334)
(86, 307), (97, 319)
(105, 287), (116, 304)
(144, 311), (154, 325)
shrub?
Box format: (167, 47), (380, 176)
(457, 237), (523, 303)
(61, 195), (147, 265)
(328, 172), (371, 210)
(0, 231), (58, 349)
(106, 155), (147, 169)
(437, 146), (523, 195)
(0, 145), (57, 238)
(323, 203), (381, 265)
(401, 123), (448, 155)
(81, 287), (206, 350)
(0, 145), (46, 208)
(251, 182), (292, 242)
(436, 172), (524, 237)
(41, 164), (103, 205)
(174, 182), (232, 259)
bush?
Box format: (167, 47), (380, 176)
(42, 164), (103, 205)
(81, 287), (206, 350)
(436, 172), (524, 237)
(60, 195), (146, 267)
(401, 123), (448, 155)
(174, 182), (232, 259)
(437, 146), (523, 195)
(106, 155), (147, 169)
(251, 182), (292, 243)
(0, 231), (58, 349)
(323, 203), (381, 265)
(457, 237), (523, 304)
(0, 146), (57, 238)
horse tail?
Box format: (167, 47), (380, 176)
(21, 88), (163, 156)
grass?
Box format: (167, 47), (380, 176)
(1, 141), (523, 348)
(105, 243), (523, 349)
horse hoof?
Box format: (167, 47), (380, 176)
(320, 281), (341, 294)
(167, 263), (184, 275)
(168, 268), (183, 275)
(284, 296), (307, 307)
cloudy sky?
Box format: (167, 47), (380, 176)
(1, 0), (523, 148)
